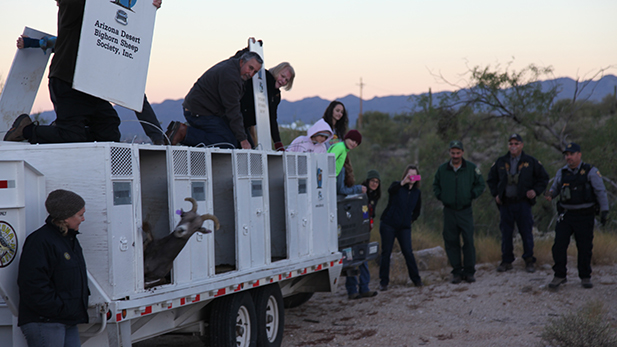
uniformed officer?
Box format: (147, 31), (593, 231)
(433, 140), (486, 284)
(487, 134), (549, 273)
(545, 142), (609, 289)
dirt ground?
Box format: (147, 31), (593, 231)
(136, 258), (617, 347)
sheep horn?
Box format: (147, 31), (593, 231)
(201, 214), (220, 230)
(184, 197), (198, 213)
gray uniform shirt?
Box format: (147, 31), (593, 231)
(548, 162), (609, 211)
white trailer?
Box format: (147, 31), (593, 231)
(0, 142), (343, 346)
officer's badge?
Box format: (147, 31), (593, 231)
(597, 170), (602, 177)
(64, 252), (71, 260)
(580, 169), (586, 175)
(523, 162), (529, 168)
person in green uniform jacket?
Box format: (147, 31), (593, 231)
(433, 140), (485, 284)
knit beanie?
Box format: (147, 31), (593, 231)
(45, 189), (85, 220)
(366, 169), (380, 181)
(344, 130), (362, 145)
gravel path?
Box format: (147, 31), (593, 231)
(135, 261), (617, 347)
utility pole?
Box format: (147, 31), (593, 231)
(357, 77), (364, 129)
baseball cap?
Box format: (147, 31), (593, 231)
(449, 140), (464, 150)
(509, 133), (523, 142)
(562, 142), (581, 154)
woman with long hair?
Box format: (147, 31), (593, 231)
(322, 100), (349, 146)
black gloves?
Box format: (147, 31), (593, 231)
(600, 210), (608, 226)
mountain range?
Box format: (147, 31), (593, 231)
(36, 75), (617, 142)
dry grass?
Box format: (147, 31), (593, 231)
(592, 231), (617, 265)
(370, 221), (617, 269)
(474, 236), (501, 264)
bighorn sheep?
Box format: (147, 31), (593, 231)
(143, 197), (219, 288)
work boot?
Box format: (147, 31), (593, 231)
(581, 278), (593, 289)
(348, 293), (360, 300)
(412, 279), (423, 287)
(378, 284), (388, 291)
(360, 291), (378, 298)
(3, 114), (33, 141)
(165, 121), (187, 145)
(496, 262), (513, 272)
(463, 275), (476, 283)
(525, 259), (536, 273)
(450, 274), (462, 284)
(548, 276), (567, 289)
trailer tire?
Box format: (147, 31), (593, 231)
(251, 285), (284, 347)
(282, 292), (314, 309)
(209, 291), (257, 347)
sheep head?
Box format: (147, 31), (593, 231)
(173, 197), (220, 238)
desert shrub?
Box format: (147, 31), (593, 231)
(541, 301), (617, 347)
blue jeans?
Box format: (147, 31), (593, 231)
(345, 262), (371, 294)
(379, 222), (421, 286)
(21, 322), (81, 347)
(183, 110), (238, 148)
(499, 201), (535, 263)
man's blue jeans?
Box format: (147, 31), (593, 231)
(345, 262), (371, 294)
(183, 110), (238, 148)
(499, 201), (535, 263)
(21, 322), (81, 347)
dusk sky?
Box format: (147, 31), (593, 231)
(1, 0), (615, 114)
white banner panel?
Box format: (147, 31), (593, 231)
(73, 0), (158, 112)
(0, 27), (53, 135)
(249, 40), (272, 151)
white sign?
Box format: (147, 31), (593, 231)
(73, 0), (158, 112)
(249, 40), (272, 150)
(0, 27), (53, 136)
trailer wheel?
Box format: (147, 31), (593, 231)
(209, 291), (257, 347)
(252, 285), (284, 347)
(282, 292), (314, 309)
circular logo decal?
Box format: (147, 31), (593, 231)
(0, 221), (18, 268)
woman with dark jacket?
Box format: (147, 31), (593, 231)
(379, 165), (423, 291)
(18, 189), (89, 347)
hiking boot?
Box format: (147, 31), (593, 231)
(379, 284), (388, 291)
(525, 262), (536, 273)
(348, 293), (360, 300)
(165, 121), (187, 145)
(463, 275), (476, 283)
(4, 114), (32, 141)
(360, 291), (378, 298)
(548, 277), (567, 289)
(497, 262), (513, 272)
(451, 274), (462, 284)
(581, 278), (593, 289)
